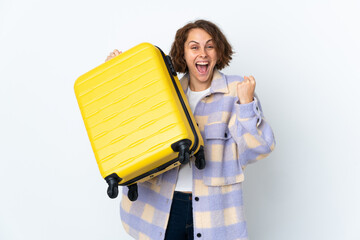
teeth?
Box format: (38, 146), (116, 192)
(196, 62), (208, 65)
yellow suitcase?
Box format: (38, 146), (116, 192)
(74, 43), (205, 201)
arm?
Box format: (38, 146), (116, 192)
(230, 76), (275, 167)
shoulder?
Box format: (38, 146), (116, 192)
(222, 72), (244, 84)
(219, 72), (244, 97)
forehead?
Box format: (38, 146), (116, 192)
(186, 28), (213, 43)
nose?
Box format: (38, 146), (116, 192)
(199, 47), (208, 58)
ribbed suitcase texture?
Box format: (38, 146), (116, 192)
(74, 43), (205, 201)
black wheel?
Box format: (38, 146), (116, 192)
(105, 173), (122, 199)
(180, 151), (190, 165)
(195, 146), (206, 169)
(127, 184), (138, 201)
(106, 179), (119, 199)
(173, 140), (191, 165)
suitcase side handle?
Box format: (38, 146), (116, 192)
(165, 55), (177, 76)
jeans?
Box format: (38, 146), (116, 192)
(164, 191), (194, 240)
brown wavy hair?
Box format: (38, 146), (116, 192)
(169, 19), (233, 73)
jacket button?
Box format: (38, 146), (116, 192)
(195, 197), (199, 201)
(197, 233), (202, 238)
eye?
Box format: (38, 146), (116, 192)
(207, 45), (214, 49)
(191, 46), (198, 50)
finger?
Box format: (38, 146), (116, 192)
(248, 75), (255, 82)
(238, 80), (245, 86)
(249, 76), (256, 87)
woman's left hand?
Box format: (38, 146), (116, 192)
(237, 75), (256, 104)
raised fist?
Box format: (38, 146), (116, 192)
(237, 75), (256, 104)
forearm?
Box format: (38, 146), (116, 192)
(230, 96), (275, 166)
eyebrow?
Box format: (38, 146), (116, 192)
(188, 39), (214, 45)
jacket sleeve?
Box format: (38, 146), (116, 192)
(229, 94), (275, 167)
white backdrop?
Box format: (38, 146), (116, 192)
(1, 0), (359, 239)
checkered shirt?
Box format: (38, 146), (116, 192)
(120, 70), (275, 240)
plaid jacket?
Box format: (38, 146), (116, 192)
(120, 70), (275, 240)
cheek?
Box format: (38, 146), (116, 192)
(212, 52), (218, 63)
(184, 52), (194, 66)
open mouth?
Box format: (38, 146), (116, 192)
(196, 62), (209, 74)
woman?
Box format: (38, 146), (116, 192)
(106, 19), (275, 240)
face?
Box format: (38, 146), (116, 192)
(184, 28), (218, 90)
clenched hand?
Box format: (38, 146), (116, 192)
(237, 75), (256, 104)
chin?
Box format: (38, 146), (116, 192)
(199, 69), (215, 82)
(197, 75), (211, 82)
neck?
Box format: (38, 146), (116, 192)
(188, 71), (214, 92)
(189, 81), (211, 91)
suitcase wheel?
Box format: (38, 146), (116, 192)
(127, 184), (138, 201)
(105, 173), (122, 199)
(177, 141), (191, 165)
(107, 179), (119, 199)
(171, 139), (191, 165)
(195, 146), (206, 170)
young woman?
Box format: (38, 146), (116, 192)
(106, 19), (275, 240)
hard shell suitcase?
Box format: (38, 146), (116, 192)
(74, 43), (205, 201)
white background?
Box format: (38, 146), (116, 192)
(1, 0), (359, 239)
